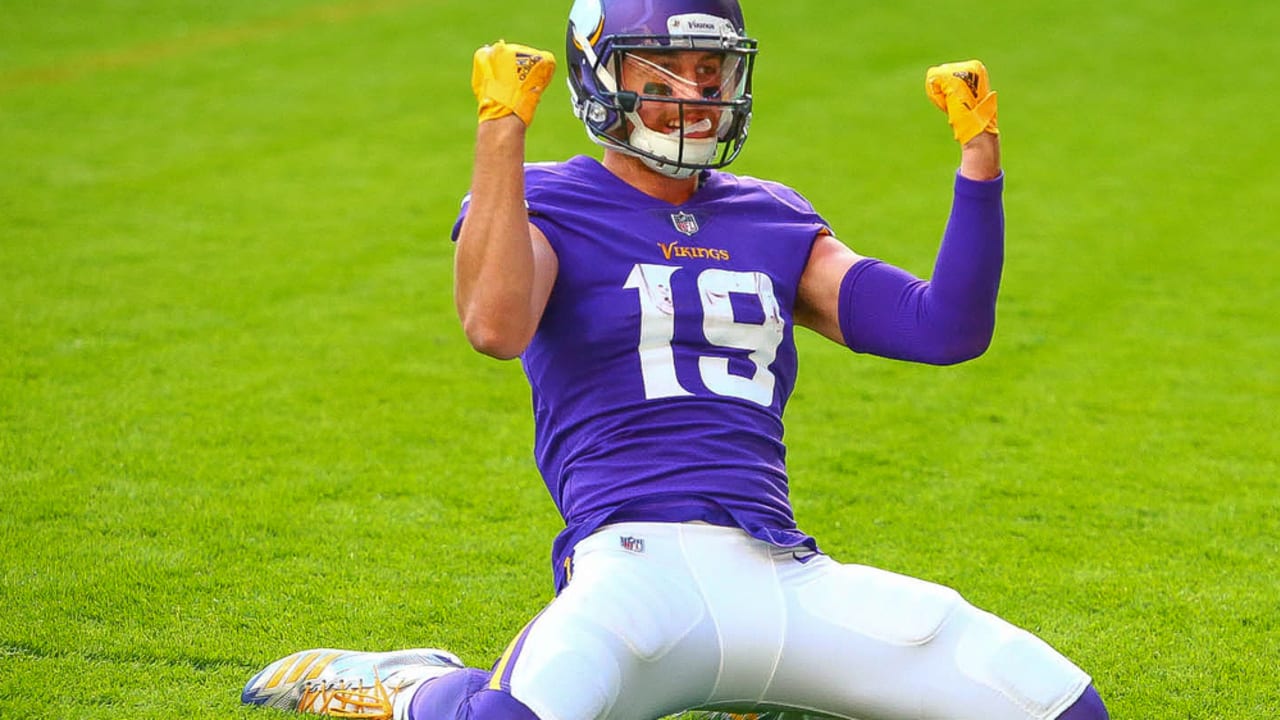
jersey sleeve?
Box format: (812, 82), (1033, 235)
(723, 173), (833, 247)
(448, 161), (575, 248)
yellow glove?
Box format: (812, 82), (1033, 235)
(471, 40), (557, 127)
(925, 60), (999, 144)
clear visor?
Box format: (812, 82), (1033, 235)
(618, 49), (749, 105)
(584, 35), (756, 175)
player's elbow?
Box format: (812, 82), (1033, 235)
(459, 314), (530, 360)
(926, 335), (991, 365)
(920, 320), (994, 365)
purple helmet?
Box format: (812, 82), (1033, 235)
(566, 0), (758, 179)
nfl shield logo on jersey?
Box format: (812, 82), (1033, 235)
(670, 211), (700, 236)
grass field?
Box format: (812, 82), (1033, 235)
(2, 1), (1277, 718)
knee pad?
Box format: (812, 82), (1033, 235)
(953, 607), (1092, 718)
(508, 640), (618, 720)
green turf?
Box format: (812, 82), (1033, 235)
(1, 0), (1277, 718)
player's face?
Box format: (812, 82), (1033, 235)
(619, 49), (738, 139)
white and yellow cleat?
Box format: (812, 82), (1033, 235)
(241, 648), (464, 720)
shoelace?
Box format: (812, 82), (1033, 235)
(297, 673), (400, 719)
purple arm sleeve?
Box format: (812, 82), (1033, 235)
(837, 172), (1004, 365)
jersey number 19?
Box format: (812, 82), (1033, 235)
(624, 263), (783, 407)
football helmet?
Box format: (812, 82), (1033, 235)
(566, 0), (758, 179)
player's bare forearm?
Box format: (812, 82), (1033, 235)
(454, 117), (550, 359)
(455, 41), (558, 359)
(960, 132), (1000, 181)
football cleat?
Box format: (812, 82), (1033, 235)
(241, 648), (464, 720)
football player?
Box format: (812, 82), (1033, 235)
(242, 0), (1111, 718)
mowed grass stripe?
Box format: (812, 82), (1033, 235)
(0, 0), (420, 94)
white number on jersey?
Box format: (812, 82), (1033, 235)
(624, 263), (783, 406)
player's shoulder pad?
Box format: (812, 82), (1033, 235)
(522, 157), (602, 213)
(727, 173), (821, 216)
(523, 159), (581, 185)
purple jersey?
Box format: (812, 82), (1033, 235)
(455, 155), (830, 590)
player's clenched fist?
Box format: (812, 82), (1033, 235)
(926, 60), (998, 144)
(471, 40), (557, 127)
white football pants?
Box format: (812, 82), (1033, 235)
(494, 522), (1091, 720)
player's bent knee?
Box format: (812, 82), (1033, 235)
(952, 606), (1093, 718)
(506, 624), (621, 720)
(509, 646), (616, 720)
